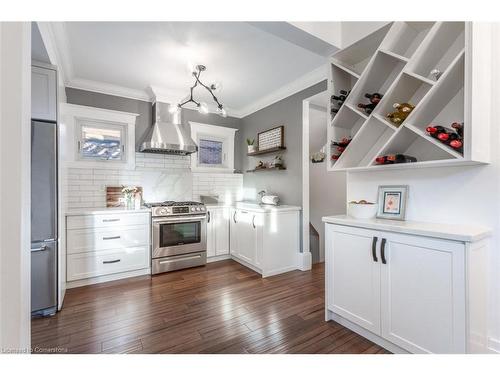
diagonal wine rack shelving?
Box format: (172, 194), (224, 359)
(327, 22), (492, 172)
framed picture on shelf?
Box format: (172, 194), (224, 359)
(376, 185), (408, 220)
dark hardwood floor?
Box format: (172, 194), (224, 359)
(31, 260), (389, 354)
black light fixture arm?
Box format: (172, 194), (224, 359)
(176, 65), (226, 116)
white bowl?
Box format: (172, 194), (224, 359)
(347, 202), (378, 219)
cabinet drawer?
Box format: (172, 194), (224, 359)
(67, 212), (150, 230)
(67, 246), (149, 281)
(67, 225), (149, 254)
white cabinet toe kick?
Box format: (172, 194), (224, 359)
(323, 215), (491, 354)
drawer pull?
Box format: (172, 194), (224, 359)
(102, 235), (121, 240)
(371, 237), (378, 262)
(159, 254), (201, 264)
(381, 238), (387, 264)
(103, 218), (120, 223)
(102, 259), (121, 264)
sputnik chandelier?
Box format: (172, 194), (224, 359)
(170, 64), (227, 117)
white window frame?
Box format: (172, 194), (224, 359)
(76, 118), (128, 163)
(60, 103), (138, 170)
(189, 122), (238, 173)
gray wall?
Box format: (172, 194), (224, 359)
(65, 88), (244, 171)
(240, 80), (327, 205)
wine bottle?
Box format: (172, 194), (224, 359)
(451, 122), (464, 137)
(376, 154), (417, 164)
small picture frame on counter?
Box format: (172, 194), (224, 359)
(376, 185), (408, 220)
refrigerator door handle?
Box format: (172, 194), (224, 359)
(31, 245), (48, 252)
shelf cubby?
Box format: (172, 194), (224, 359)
(346, 51), (406, 116)
(334, 117), (395, 169)
(406, 52), (464, 136)
(331, 104), (366, 140)
(374, 72), (433, 126)
(329, 64), (359, 121)
(371, 126), (458, 167)
(330, 23), (392, 76)
(379, 22), (435, 60)
(407, 22), (465, 81)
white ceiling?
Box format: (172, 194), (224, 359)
(51, 22), (335, 117)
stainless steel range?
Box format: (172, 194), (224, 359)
(146, 201), (207, 275)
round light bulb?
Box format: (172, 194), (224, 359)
(168, 104), (180, 114)
(198, 102), (209, 114)
(211, 82), (222, 92)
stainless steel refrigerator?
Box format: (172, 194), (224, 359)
(31, 120), (58, 316)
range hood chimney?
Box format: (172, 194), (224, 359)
(139, 100), (198, 155)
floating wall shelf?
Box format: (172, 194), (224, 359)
(327, 21), (492, 172)
(246, 166), (287, 173)
(247, 146), (287, 156)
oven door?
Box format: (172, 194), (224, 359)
(152, 214), (207, 259)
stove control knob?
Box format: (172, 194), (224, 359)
(159, 208), (168, 215)
(200, 207), (205, 211)
(196, 207), (201, 211)
(191, 207), (195, 212)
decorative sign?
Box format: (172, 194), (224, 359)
(258, 125), (284, 151)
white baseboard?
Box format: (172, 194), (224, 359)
(207, 254), (231, 263)
(487, 337), (500, 353)
(66, 268), (151, 289)
(297, 251), (312, 271)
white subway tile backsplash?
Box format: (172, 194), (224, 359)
(63, 153), (243, 209)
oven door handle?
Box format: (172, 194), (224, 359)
(152, 215), (207, 224)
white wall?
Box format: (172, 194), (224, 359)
(290, 22), (389, 49)
(346, 23), (500, 351)
(340, 22), (389, 47)
(308, 106), (346, 262)
(290, 22), (342, 48)
(0, 22), (31, 352)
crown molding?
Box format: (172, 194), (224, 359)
(67, 78), (152, 102)
(237, 65), (327, 118)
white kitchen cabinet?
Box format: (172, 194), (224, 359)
(66, 210), (150, 287)
(206, 206), (230, 258)
(229, 205), (300, 277)
(323, 215), (491, 353)
(31, 65), (57, 122)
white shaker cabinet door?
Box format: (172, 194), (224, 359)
(326, 225), (381, 335)
(380, 233), (466, 353)
(213, 208), (230, 256)
(32, 66), (57, 122)
(234, 210), (257, 265)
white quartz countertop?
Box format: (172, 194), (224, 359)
(205, 202), (301, 213)
(66, 207), (151, 216)
(322, 215), (491, 243)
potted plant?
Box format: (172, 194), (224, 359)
(246, 138), (256, 153)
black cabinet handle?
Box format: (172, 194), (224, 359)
(233, 211), (237, 223)
(381, 238), (387, 264)
(371, 237), (378, 262)
(252, 215), (256, 229)
(103, 259), (121, 264)
(207, 211), (211, 223)
(103, 236), (120, 240)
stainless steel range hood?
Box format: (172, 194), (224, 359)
(139, 101), (198, 155)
